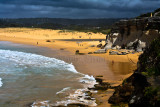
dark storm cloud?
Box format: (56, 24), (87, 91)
(0, 0), (160, 18)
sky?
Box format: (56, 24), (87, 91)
(0, 0), (160, 19)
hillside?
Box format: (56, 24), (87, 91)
(0, 18), (122, 34)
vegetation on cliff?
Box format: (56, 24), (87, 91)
(0, 18), (120, 34)
(137, 8), (160, 18)
(106, 7), (160, 106)
(109, 36), (160, 107)
(139, 37), (160, 76)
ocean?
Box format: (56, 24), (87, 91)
(0, 41), (97, 107)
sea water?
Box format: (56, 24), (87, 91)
(0, 41), (97, 107)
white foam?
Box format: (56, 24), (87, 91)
(0, 49), (97, 106)
(0, 49), (78, 73)
(31, 74), (97, 106)
(0, 78), (3, 87)
(31, 100), (50, 107)
(56, 87), (71, 95)
(84, 75), (95, 81)
(54, 74), (97, 106)
(55, 88), (97, 106)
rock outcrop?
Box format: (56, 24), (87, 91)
(94, 49), (106, 54)
(104, 16), (160, 51)
(109, 37), (160, 106)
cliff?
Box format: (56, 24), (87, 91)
(107, 8), (160, 107)
(108, 26), (160, 107)
(105, 13), (160, 51)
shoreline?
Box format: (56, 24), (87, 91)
(0, 28), (141, 106)
(0, 35), (137, 80)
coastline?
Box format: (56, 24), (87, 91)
(0, 31), (138, 79)
(0, 28), (141, 106)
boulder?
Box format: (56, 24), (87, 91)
(111, 47), (116, 50)
(122, 52), (127, 55)
(75, 50), (79, 54)
(139, 41), (146, 48)
(116, 45), (121, 50)
(109, 51), (118, 55)
(88, 52), (93, 54)
(95, 77), (103, 84)
(97, 44), (102, 48)
(96, 75), (103, 77)
(126, 39), (138, 50)
(75, 50), (85, 55)
(104, 40), (113, 49)
(67, 103), (88, 107)
(127, 42), (134, 47)
(136, 48), (143, 52)
(136, 40), (146, 51)
(94, 78), (110, 90)
(90, 45), (96, 47)
(94, 49), (106, 54)
(126, 39), (146, 51)
(117, 52), (122, 55)
(94, 84), (109, 90)
(60, 48), (65, 50)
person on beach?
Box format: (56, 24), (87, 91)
(112, 60), (114, 65)
(37, 42), (38, 45)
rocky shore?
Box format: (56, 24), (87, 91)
(104, 8), (160, 107)
(108, 37), (160, 107)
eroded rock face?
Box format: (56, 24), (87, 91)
(105, 17), (160, 51)
(108, 73), (150, 105)
(105, 33), (120, 49)
(109, 37), (160, 106)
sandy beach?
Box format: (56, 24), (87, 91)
(0, 28), (141, 106)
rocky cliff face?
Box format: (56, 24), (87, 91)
(105, 17), (160, 51)
(108, 37), (160, 107)
(108, 8), (160, 106)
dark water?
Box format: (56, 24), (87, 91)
(0, 41), (96, 107)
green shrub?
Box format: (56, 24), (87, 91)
(139, 37), (160, 76)
(144, 87), (158, 98)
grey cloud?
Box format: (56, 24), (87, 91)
(0, 0), (160, 18)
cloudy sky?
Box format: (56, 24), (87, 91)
(0, 0), (160, 18)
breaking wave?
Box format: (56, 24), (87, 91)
(0, 49), (97, 106)
(0, 49), (78, 73)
